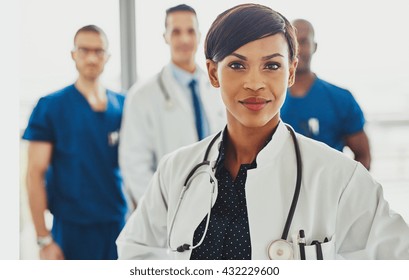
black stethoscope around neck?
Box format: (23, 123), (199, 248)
(168, 124), (302, 260)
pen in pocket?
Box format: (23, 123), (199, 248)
(298, 230), (306, 260)
(311, 240), (323, 260)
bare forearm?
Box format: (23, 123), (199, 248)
(354, 154), (371, 170)
(345, 131), (371, 171)
(26, 171), (49, 237)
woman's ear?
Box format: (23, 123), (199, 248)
(206, 59), (220, 88)
(288, 58), (298, 87)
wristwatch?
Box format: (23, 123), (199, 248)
(36, 235), (53, 249)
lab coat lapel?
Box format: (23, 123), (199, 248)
(170, 134), (222, 260)
(162, 64), (192, 114)
(245, 122), (299, 259)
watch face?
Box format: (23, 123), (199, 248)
(37, 235), (53, 248)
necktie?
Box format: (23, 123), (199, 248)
(188, 79), (205, 140)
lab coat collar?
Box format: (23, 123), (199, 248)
(256, 121), (290, 168)
(213, 127), (227, 175)
(162, 64), (191, 113)
(207, 121), (289, 171)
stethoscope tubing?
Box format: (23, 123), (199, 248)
(168, 167), (217, 252)
(281, 125), (302, 240)
(157, 68), (173, 109)
(168, 122), (302, 256)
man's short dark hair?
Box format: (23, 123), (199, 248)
(165, 4), (197, 28)
(74, 25), (108, 48)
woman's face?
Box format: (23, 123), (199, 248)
(207, 34), (297, 129)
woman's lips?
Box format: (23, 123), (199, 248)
(239, 97), (271, 111)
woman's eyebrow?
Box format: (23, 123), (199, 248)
(229, 53), (284, 61)
(262, 53), (284, 60)
(230, 53), (247, 60)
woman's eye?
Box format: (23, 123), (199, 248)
(229, 62), (245, 70)
(265, 63), (280, 70)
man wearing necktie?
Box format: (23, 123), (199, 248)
(189, 78), (208, 140)
(119, 4), (225, 209)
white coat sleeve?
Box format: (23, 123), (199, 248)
(336, 163), (409, 259)
(119, 86), (155, 205)
(116, 155), (171, 259)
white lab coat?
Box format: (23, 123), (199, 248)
(117, 121), (409, 260)
(119, 63), (225, 204)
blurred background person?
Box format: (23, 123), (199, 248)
(281, 19), (371, 170)
(119, 4), (225, 208)
(22, 25), (127, 260)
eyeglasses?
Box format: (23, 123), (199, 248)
(73, 47), (107, 59)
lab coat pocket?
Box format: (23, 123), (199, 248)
(303, 235), (336, 260)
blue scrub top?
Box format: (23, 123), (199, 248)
(281, 77), (365, 151)
(23, 84), (127, 224)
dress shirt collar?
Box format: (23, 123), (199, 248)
(170, 62), (200, 88)
(214, 123), (279, 175)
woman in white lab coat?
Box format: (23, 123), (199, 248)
(117, 3), (409, 260)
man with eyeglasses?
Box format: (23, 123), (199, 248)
(22, 25), (127, 259)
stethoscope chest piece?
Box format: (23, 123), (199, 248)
(267, 239), (294, 260)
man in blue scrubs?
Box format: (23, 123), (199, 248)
(23, 25), (127, 259)
(281, 19), (371, 170)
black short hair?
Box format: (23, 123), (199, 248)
(292, 19), (316, 39)
(205, 4), (298, 63)
(165, 4), (197, 28)
(74, 25), (108, 48)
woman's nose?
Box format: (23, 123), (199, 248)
(243, 70), (266, 91)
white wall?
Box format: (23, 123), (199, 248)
(1, 0), (20, 260)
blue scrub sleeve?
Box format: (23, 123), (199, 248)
(22, 97), (55, 142)
(341, 92), (365, 136)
